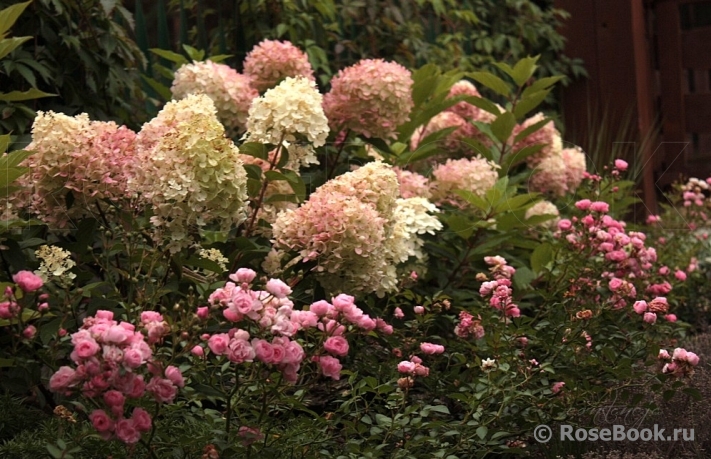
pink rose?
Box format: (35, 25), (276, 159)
(318, 355), (342, 380)
(664, 314), (677, 322)
(103, 390), (125, 409)
(614, 159), (628, 171)
(420, 342), (445, 355)
(575, 199), (591, 211)
(309, 300), (332, 316)
(49, 366), (77, 392)
(89, 409), (114, 433)
(165, 365), (185, 388)
(140, 311), (163, 323)
(686, 352), (700, 366)
(332, 294), (355, 311)
(12, 270), (44, 292)
(115, 418), (141, 444)
(252, 339), (275, 363)
(658, 349), (670, 360)
(632, 301), (648, 315)
(74, 338), (100, 359)
(324, 336), (349, 357)
(208, 333), (230, 355)
(551, 382), (565, 394)
(675, 270), (687, 281)
(413, 306), (425, 315)
(196, 306), (209, 319)
(672, 348), (688, 361)
(266, 278), (291, 298)
(283, 340), (305, 364)
(226, 338), (255, 363)
(146, 377), (177, 403)
(557, 219), (572, 231)
(397, 361), (416, 374)
(229, 268), (257, 284)
(394, 307), (404, 319)
(590, 201), (610, 213)
(132, 407), (152, 432)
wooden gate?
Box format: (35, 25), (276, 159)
(655, 0), (711, 186)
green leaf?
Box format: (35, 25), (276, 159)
(522, 75), (564, 98)
(149, 48), (189, 65)
(0, 1), (31, 37)
(467, 71), (511, 98)
(513, 89), (551, 119)
(0, 36), (30, 60)
(239, 142), (269, 160)
(445, 215), (474, 240)
(453, 190), (491, 212)
(490, 111), (516, 144)
(513, 116), (552, 143)
(46, 444), (63, 459)
(141, 75), (171, 101)
(682, 387), (702, 401)
(182, 44), (205, 61)
(476, 425), (488, 440)
(0, 87), (55, 102)
(530, 242), (552, 273)
(513, 266), (536, 290)
(509, 56), (539, 86)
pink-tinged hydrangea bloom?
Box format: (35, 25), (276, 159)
(394, 168), (432, 199)
(430, 157), (499, 207)
(243, 39), (315, 93)
(562, 147), (587, 192)
(171, 60), (258, 135)
(324, 59), (413, 139)
(272, 162), (439, 295)
(512, 113), (563, 167)
(16, 112), (136, 228)
(130, 94), (249, 253)
(524, 200), (560, 229)
(410, 111), (472, 153)
(445, 80), (496, 124)
(244, 77), (329, 151)
(12, 270), (43, 292)
(528, 152), (568, 196)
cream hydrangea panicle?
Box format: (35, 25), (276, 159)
(244, 77), (329, 156)
(198, 248), (229, 272)
(35, 245), (76, 288)
(430, 157), (499, 207)
(17, 111), (137, 229)
(524, 200), (560, 229)
(130, 94), (249, 252)
(243, 39), (315, 93)
(323, 59), (413, 139)
(171, 60), (258, 135)
(513, 113), (563, 167)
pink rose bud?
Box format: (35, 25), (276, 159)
(38, 302), (49, 312)
(229, 268), (257, 284)
(196, 306), (209, 319)
(658, 349), (670, 360)
(575, 199), (591, 211)
(191, 345), (205, 357)
(551, 381), (565, 394)
(394, 307), (404, 319)
(675, 270), (687, 281)
(22, 325), (37, 339)
(664, 314), (677, 322)
(643, 312), (657, 324)
(413, 306), (425, 315)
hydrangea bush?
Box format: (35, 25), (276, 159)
(0, 43), (706, 458)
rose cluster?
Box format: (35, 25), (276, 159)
(48, 311), (183, 444)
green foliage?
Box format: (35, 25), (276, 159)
(0, 0), (147, 144)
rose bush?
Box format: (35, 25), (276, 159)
(0, 39), (705, 458)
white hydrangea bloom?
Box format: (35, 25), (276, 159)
(35, 245), (76, 287)
(244, 77), (329, 148)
